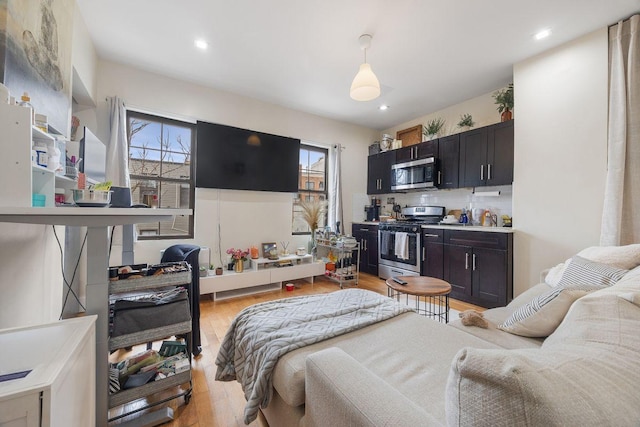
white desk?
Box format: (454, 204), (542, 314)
(0, 207), (191, 427)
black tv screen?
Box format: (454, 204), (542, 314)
(195, 121), (300, 192)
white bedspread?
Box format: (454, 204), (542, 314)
(215, 289), (413, 424)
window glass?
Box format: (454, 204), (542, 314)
(293, 145), (328, 234)
(127, 111), (195, 239)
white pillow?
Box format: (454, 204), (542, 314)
(499, 283), (602, 337)
(577, 244), (640, 270)
(556, 256), (628, 288)
(545, 243), (640, 287)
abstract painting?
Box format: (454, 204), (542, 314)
(0, 0), (74, 136)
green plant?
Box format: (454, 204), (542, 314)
(457, 113), (475, 128)
(493, 83), (514, 113)
(423, 117), (446, 137)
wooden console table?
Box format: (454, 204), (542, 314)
(0, 207), (191, 427)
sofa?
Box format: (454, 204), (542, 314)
(260, 249), (640, 427)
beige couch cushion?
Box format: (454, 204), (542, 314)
(272, 311), (501, 421)
(446, 289), (640, 426)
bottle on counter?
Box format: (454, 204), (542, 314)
(459, 208), (469, 225)
(18, 92), (34, 124)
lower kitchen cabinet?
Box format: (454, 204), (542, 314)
(443, 230), (513, 308)
(352, 223), (378, 276)
(422, 228), (444, 279)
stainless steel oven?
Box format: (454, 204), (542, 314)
(377, 206), (445, 279)
(378, 223), (421, 279)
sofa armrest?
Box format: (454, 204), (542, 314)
(304, 347), (442, 427)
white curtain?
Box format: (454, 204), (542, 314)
(328, 144), (343, 234)
(600, 15), (640, 245)
(106, 96), (130, 188)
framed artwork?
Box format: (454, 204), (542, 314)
(261, 242), (277, 259)
(0, 0), (74, 136)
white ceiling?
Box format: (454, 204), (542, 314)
(76, 0), (639, 130)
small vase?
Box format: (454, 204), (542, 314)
(501, 109), (512, 122)
(234, 259), (244, 273)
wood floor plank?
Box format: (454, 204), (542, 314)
(109, 272), (484, 426)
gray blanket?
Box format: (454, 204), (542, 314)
(215, 288), (414, 424)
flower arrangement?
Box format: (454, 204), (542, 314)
(457, 113), (475, 128)
(226, 248), (249, 261)
(423, 117), (446, 140)
(493, 83), (514, 113)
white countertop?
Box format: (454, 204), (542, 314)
(421, 224), (514, 233)
(0, 207), (191, 226)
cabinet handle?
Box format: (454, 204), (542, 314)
(465, 253), (469, 270)
(364, 240), (368, 251)
(488, 164), (492, 180)
(360, 228), (369, 231)
(378, 179), (382, 190)
(472, 253), (477, 271)
(423, 233), (439, 238)
(422, 247), (425, 261)
(480, 164), (484, 180)
(438, 170), (442, 185)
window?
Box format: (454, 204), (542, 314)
(127, 111), (195, 239)
(293, 144), (328, 234)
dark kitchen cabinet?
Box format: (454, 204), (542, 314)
(459, 120), (514, 188)
(367, 150), (395, 194)
(437, 134), (459, 189)
(352, 224), (379, 276)
(443, 230), (513, 308)
(421, 228), (444, 279)
(395, 140), (438, 163)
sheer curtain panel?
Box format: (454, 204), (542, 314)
(600, 15), (640, 245)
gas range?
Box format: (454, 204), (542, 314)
(379, 206), (445, 232)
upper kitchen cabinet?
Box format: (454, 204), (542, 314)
(460, 120), (514, 188)
(395, 140), (438, 163)
(437, 134), (459, 189)
(367, 150), (395, 194)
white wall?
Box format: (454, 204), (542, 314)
(0, 224), (63, 328)
(95, 60), (377, 268)
(513, 28), (608, 294)
(71, 6), (98, 107)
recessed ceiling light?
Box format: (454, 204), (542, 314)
(379, 105), (389, 111)
(534, 29), (551, 40)
(194, 39), (208, 50)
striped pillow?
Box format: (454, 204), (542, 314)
(557, 255), (629, 287)
(499, 283), (604, 337)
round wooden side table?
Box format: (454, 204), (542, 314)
(385, 276), (452, 323)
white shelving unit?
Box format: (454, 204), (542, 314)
(200, 254), (325, 300)
(0, 102), (76, 208)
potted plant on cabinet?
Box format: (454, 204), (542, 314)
(493, 83), (514, 122)
(457, 113), (475, 130)
(423, 117), (446, 140)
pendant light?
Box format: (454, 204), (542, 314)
(350, 34), (381, 101)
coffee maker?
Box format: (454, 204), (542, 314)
(366, 197), (381, 221)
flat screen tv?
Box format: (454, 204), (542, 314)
(195, 121), (300, 192)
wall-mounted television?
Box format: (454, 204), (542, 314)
(195, 121), (300, 192)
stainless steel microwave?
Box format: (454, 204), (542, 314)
(391, 157), (436, 191)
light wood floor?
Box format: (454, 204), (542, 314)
(109, 272), (484, 426)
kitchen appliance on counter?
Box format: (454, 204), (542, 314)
(366, 197), (381, 221)
(378, 206), (445, 279)
(391, 157), (436, 191)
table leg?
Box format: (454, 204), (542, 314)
(84, 226), (109, 427)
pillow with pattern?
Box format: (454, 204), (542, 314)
(556, 255), (628, 288)
(499, 283), (603, 337)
